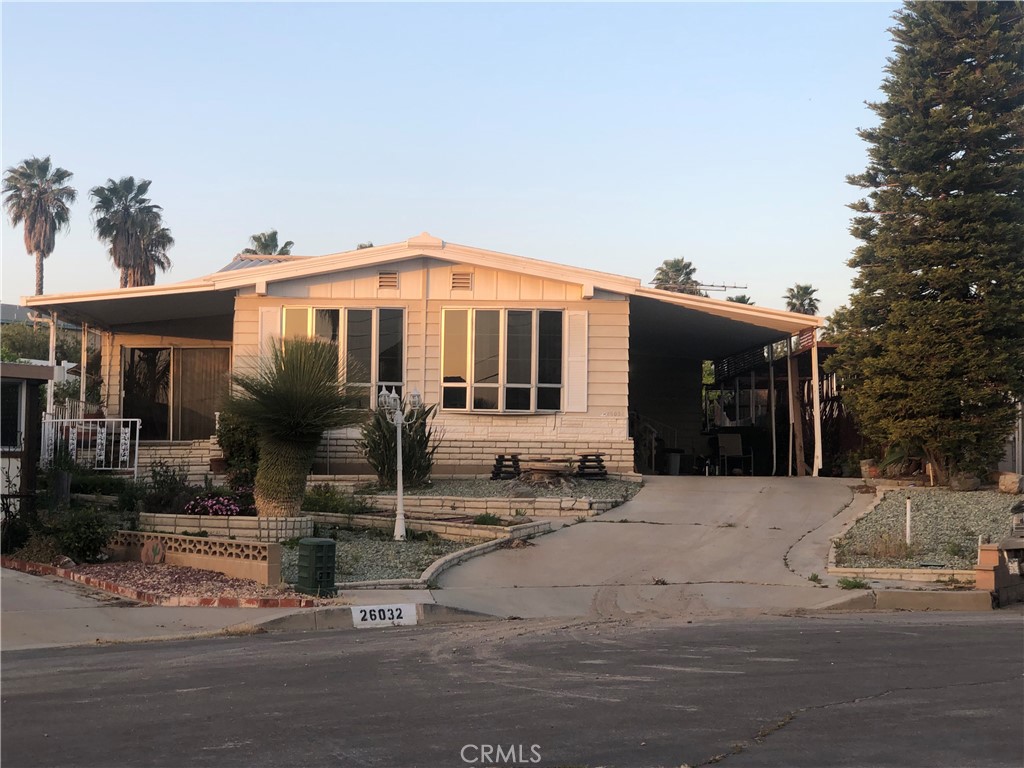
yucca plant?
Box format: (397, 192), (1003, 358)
(223, 339), (367, 517)
(361, 400), (441, 489)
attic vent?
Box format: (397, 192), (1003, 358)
(451, 271), (473, 291)
(378, 271), (399, 290)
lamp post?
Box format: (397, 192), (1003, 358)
(377, 385), (422, 541)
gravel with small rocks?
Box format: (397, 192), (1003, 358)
(836, 488), (1020, 570)
(281, 528), (478, 584)
(73, 562), (315, 601)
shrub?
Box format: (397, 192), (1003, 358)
(54, 507), (115, 562)
(361, 402), (441, 489)
(142, 462), (197, 515)
(216, 410), (261, 490)
(1, 500), (33, 554)
(302, 484), (372, 515)
(837, 576), (870, 590)
(472, 513), (505, 527)
(70, 471), (129, 496)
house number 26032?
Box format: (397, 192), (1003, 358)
(351, 603), (418, 628)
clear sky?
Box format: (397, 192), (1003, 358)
(1, 1), (901, 316)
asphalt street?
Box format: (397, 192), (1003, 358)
(2, 611), (1022, 768)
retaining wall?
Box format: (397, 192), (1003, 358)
(106, 530), (282, 585)
(139, 513), (313, 542)
(357, 494), (619, 518)
(308, 512), (550, 542)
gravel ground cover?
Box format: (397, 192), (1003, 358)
(73, 562), (318, 601)
(836, 488), (1021, 570)
(360, 477), (641, 502)
(281, 528), (479, 584)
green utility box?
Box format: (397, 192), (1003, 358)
(295, 537), (337, 597)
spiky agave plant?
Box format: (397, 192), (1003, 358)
(224, 339), (367, 517)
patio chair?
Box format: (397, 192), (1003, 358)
(717, 433), (753, 476)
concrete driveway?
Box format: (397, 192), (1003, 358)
(435, 475), (867, 619)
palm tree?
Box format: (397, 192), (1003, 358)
(222, 339), (367, 517)
(242, 229), (294, 255)
(784, 284), (820, 315)
(2, 156), (77, 295)
(726, 295), (755, 305)
(128, 220), (175, 287)
(652, 258), (704, 295)
(90, 177), (173, 288)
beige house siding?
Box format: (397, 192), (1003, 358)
(231, 259), (634, 475)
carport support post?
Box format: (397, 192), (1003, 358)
(79, 323), (88, 406)
(768, 344), (777, 476)
(46, 311), (57, 415)
(786, 338), (805, 477)
(810, 332), (823, 477)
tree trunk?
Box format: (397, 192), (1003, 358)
(35, 253), (44, 295)
(253, 437), (318, 517)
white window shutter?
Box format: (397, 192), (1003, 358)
(258, 307), (281, 356)
(564, 310), (588, 412)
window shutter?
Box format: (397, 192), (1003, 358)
(564, 310), (588, 412)
(258, 306), (281, 356)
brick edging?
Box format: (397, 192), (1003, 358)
(0, 557), (317, 608)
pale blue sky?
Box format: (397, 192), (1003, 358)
(2, 1), (900, 315)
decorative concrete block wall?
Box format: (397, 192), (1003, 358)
(107, 530), (281, 585)
(139, 513), (313, 542)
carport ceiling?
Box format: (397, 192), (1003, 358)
(28, 290), (236, 340)
(629, 295), (787, 360)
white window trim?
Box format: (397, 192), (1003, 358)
(440, 307), (565, 415)
(281, 306), (406, 407)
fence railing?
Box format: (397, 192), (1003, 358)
(41, 418), (142, 477)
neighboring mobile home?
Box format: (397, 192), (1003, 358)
(22, 233), (823, 478)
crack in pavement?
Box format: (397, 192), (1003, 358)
(688, 677), (1015, 767)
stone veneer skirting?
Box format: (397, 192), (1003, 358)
(139, 513), (313, 543)
(107, 530), (282, 586)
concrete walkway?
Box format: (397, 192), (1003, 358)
(434, 475), (868, 619)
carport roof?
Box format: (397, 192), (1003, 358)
(22, 232), (821, 348)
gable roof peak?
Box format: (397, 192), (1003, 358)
(406, 231), (444, 249)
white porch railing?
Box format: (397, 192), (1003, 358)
(41, 418), (142, 478)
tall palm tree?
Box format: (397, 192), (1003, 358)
(128, 220), (175, 287)
(784, 284), (820, 315)
(652, 257), (703, 294)
(90, 177), (173, 288)
(223, 339), (367, 517)
(726, 295), (755, 305)
(2, 156), (77, 295)
(242, 229), (294, 255)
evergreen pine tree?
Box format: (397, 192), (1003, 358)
(828, 1), (1024, 481)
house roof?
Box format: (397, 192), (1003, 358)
(22, 232), (821, 346)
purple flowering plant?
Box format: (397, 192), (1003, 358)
(184, 492), (243, 517)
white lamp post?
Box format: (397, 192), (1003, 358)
(377, 385), (423, 541)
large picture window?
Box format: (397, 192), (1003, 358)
(442, 309), (563, 412)
(282, 307), (404, 409)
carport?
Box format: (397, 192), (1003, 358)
(627, 289), (824, 477)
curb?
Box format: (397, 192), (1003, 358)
(1, 558), (318, 608)
(249, 602), (497, 634)
(809, 588), (994, 612)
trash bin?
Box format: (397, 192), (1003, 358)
(295, 537), (337, 597)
